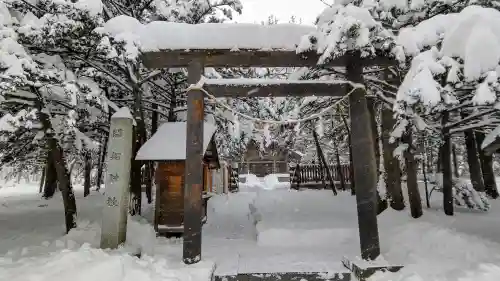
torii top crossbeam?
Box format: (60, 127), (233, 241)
(98, 17), (392, 68)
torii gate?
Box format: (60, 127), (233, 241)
(140, 25), (394, 268)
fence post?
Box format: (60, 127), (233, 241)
(289, 163), (298, 190)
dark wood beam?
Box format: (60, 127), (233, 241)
(183, 60), (205, 264)
(203, 80), (348, 97)
(141, 49), (395, 68)
(346, 50), (381, 260)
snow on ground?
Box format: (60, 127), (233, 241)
(0, 181), (214, 281)
(1, 176), (500, 280)
(239, 173), (290, 191)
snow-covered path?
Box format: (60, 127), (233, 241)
(1, 180), (500, 280)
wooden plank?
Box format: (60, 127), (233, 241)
(204, 82), (347, 98)
(183, 60), (205, 264)
(214, 271), (351, 281)
(141, 49), (395, 68)
(346, 51), (381, 260)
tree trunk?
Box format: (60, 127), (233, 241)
(403, 130), (423, 218)
(334, 138), (346, 191)
(452, 144), (459, 178)
(129, 129), (143, 215)
(437, 145), (443, 173)
(381, 107), (405, 210)
(427, 146), (434, 174)
(96, 89), (112, 191)
(34, 88), (77, 232)
(129, 66), (147, 216)
(39, 161), (46, 193)
(83, 151), (91, 197)
(96, 135), (107, 191)
(476, 132), (499, 199)
(51, 143), (77, 233)
(313, 130), (337, 194)
(43, 152), (58, 199)
(422, 153), (431, 208)
(441, 112), (454, 215)
(145, 103), (160, 204)
(368, 99), (387, 214)
(464, 129), (485, 192)
(340, 111), (356, 195)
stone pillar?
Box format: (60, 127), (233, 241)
(100, 107), (134, 250)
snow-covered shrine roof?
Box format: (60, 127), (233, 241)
(135, 122), (217, 161)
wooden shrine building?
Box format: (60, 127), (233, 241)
(239, 139), (302, 176)
(136, 122), (220, 235)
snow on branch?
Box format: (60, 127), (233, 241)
(397, 5), (500, 81)
(297, 3), (400, 65)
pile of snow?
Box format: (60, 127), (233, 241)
(428, 173), (490, 211)
(239, 174), (290, 191)
(239, 174), (265, 191)
(0, 215), (215, 281)
(377, 220), (500, 281)
(0, 244), (214, 281)
(2, 216), (156, 260)
(261, 174), (290, 190)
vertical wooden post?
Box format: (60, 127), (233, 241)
(346, 51), (381, 260)
(184, 60), (205, 264)
(100, 108), (134, 249)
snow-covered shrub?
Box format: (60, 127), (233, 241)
(429, 173), (490, 211)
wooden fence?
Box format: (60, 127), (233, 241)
(290, 164), (351, 189)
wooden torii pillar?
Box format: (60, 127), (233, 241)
(142, 49), (393, 264)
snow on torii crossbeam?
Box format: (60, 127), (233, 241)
(138, 22), (395, 268)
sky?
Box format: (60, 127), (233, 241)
(232, 0), (327, 25)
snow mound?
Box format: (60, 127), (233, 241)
(0, 244), (214, 281)
(262, 174), (290, 190)
(239, 174), (290, 191)
(239, 174), (265, 191)
(378, 221), (500, 281)
(2, 216), (158, 260)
